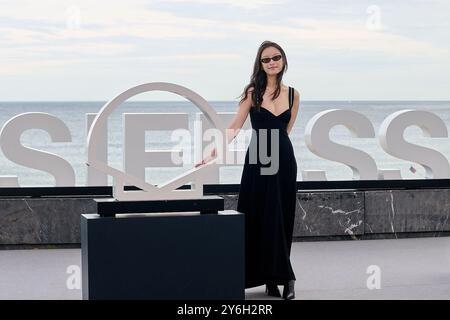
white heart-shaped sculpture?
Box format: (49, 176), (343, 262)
(87, 82), (231, 201)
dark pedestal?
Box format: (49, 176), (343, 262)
(95, 195), (224, 217)
(81, 211), (244, 300)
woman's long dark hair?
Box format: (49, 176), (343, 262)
(239, 41), (288, 111)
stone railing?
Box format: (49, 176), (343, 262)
(1, 181), (450, 247)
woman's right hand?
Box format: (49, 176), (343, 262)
(194, 147), (217, 168)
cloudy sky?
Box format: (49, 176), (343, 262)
(1, 0), (450, 101)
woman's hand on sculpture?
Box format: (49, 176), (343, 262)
(194, 147), (217, 168)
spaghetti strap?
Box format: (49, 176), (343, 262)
(288, 87), (294, 109)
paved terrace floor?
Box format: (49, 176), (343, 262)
(1, 237), (450, 300)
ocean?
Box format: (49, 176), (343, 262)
(1, 101), (450, 186)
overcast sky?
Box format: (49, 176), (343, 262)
(1, 0), (450, 101)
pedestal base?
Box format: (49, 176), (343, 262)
(81, 210), (244, 300)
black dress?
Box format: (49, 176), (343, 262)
(237, 86), (297, 289)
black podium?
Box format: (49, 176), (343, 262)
(81, 196), (245, 300)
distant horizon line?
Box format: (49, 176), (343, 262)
(2, 99), (450, 103)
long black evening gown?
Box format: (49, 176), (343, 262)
(237, 86), (297, 289)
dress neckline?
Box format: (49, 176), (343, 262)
(257, 106), (290, 117)
(252, 86), (293, 117)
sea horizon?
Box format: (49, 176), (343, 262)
(2, 99), (450, 103)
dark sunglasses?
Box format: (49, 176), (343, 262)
(260, 54), (282, 64)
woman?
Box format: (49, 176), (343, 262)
(196, 40), (300, 300)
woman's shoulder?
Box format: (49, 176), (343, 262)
(241, 86), (255, 107)
(285, 85), (300, 99)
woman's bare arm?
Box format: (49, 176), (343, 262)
(195, 89), (253, 167)
(225, 89), (253, 144)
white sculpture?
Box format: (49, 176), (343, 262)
(87, 82), (230, 201)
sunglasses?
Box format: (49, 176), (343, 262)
(260, 54), (282, 64)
